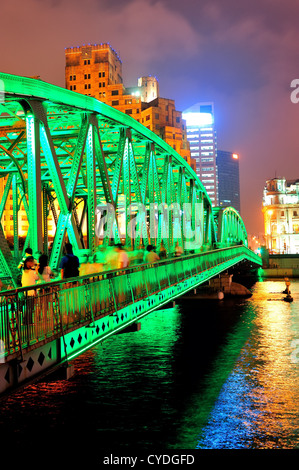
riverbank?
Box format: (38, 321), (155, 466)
(259, 267), (299, 278)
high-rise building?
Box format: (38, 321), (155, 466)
(262, 177), (299, 254)
(140, 97), (192, 169)
(65, 43), (123, 99)
(216, 150), (240, 212)
(137, 76), (159, 103)
(65, 44), (193, 168)
(182, 102), (218, 205)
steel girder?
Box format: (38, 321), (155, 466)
(213, 207), (248, 247)
(0, 73), (248, 285)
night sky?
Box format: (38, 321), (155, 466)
(1, 0), (299, 236)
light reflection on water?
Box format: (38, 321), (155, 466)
(0, 279), (299, 450)
(196, 280), (299, 449)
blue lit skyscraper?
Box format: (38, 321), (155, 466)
(182, 102), (218, 206)
(216, 150), (240, 213)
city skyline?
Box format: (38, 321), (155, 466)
(1, 0), (299, 236)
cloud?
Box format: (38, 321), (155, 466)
(0, 0), (200, 87)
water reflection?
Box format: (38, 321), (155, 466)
(0, 280), (298, 451)
(196, 280), (299, 449)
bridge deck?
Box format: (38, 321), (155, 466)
(1, 246), (260, 360)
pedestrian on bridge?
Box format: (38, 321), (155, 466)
(21, 256), (39, 293)
(21, 256), (39, 335)
(143, 245), (160, 263)
(104, 244), (129, 271)
(115, 243), (129, 269)
(17, 247), (38, 271)
(59, 243), (80, 280)
(37, 254), (55, 283)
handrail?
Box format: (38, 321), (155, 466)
(0, 245), (261, 296)
(0, 245), (261, 362)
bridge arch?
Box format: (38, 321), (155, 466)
(213, 206), (248, 248)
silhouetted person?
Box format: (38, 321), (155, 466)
(59, 243), (80, 279)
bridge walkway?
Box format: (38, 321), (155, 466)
(0, 245), (261, 395)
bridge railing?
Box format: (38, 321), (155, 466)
(0, 245), (261, 360)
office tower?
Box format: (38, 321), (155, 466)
(217, 150), (240, 212)
(182, 102), (218, 205)
(262, 177), (299, 254)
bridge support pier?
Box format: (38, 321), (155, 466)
(64, 363), (75, 380)
(116, 322), (141, 334)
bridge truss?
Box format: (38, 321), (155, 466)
(0, 73), (249, 286)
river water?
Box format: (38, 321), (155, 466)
(0, 278), (298, 458)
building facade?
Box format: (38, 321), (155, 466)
(137, 76), (159, 103)
(140, 97), (192, 168)
(262, 177), (299, 254)
(65, 44), (192, 168)
(65, 43), (123, 99)
(216, 150), (240, 212)
(182, 102), (218, 205)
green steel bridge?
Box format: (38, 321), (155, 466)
(0, 73), (261, 396)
